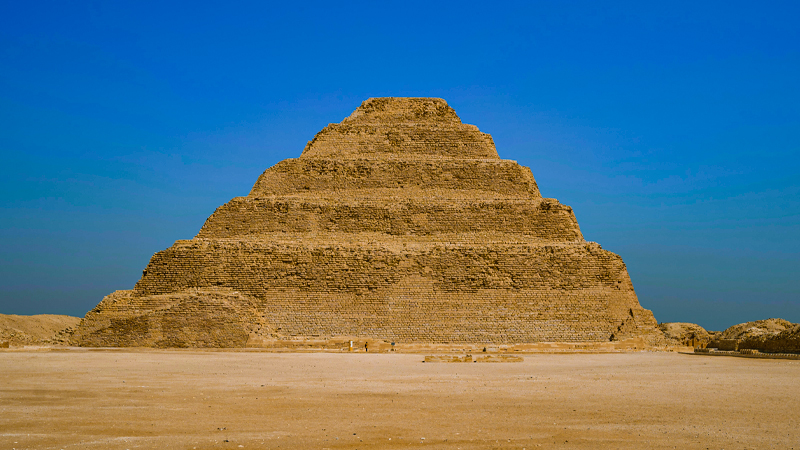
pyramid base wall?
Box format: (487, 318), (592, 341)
(254, 286), (659, 344)
(74, 287), (659, 347)
(73, 241), (662, 347)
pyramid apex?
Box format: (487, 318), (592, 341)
(302, 97), (497, 159)
(344, 97), (461, 124)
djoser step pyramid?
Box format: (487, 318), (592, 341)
(73, 98), (661, 347)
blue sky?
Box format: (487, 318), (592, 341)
(1, 1), (798, 331)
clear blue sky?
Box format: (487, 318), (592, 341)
(1, 1), (798, 331)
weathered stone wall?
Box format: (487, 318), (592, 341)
(73, 289), (269, 348)
(706, 319), (800, 354)
(197, 198), (582, 240)
(301, 98), (498, 160)
(249, 158), (540, 198)
(0, 314), (81, 346)
(134, 241), (629, 296)
(112, 239), (656, 343)
(74, 97), (661, 347)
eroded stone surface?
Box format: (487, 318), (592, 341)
(707, 318), (799, 353)
(73, 97), (661, 347)
(659, 322), (713, 347)
(0, 314), (80, 346)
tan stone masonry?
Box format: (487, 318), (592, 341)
(73, 97), (661, 347)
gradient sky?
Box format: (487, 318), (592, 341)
(1, 1), (798, 331)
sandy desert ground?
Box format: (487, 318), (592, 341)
(1, 350), (798, 449)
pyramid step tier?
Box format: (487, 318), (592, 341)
(135, 239), (628, 297)
(342, 98), (463, 125)
(301, 122), (498, 159)
(191, 231), (585, 247)
(197, 197), (582, 240)
(249, 157), (540, 197)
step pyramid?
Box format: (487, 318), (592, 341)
(73, 98), (661, 347)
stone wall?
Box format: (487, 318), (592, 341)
(197, 198), (581, 240)
(249, 158), (540, 197)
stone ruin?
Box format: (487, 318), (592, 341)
(72, 97), (662, 347)
(707, 318), (800, 353)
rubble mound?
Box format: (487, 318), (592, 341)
(718, 318), (794, 340)
(757, 324), (800, 353)
(708, 318), (799, 353)
(73, 97), (662, 347)
(74, 289), (272, 348)
(0, 314), (81, 347)
(659, 322), (712, 347)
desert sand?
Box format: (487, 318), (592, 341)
(1, 350), (797, 449)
